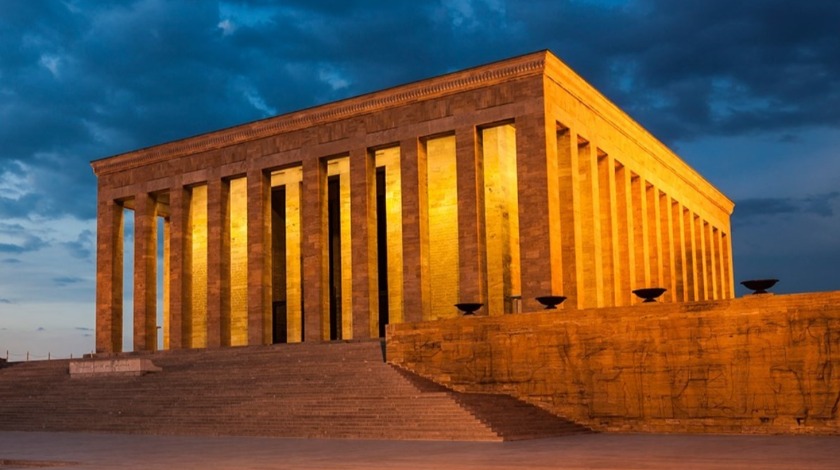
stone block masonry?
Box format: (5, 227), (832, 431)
(69, 358), (162, 377)
(387, 291), (840, 435)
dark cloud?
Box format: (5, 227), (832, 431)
(62, 229), (94, 260)
(509, 0), (840, 141)
(2, 0), (839, 224)
(75, 327), (94, 332)
(37, 327), (45, 332)
(734, 198), (799, 219)
(0, 223), (48, 253)
(1, 0), (839, 322)
(0, 235), (48, 254)
(52, 276), (85, 287)
(0, 299), (12, 304)
(734, 192), (840, 222)
(804, 192), (840, 217)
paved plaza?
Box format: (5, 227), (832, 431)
(1, 431), (837, 469)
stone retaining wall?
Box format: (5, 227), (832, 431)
(386, 292), (840, 434)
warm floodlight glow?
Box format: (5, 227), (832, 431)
(229, 177), (248, 345)
(188, 184), (208, 348)
(426, 135), (459, 319)
(482, 123), (521, 316)
(271, 167), (304, 343)
(328, 157), (352, 338)
(375, 147), (404, 327)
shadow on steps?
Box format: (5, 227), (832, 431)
(390, 365), (594, 440)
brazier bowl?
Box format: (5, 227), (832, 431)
(455, 303), (483, 315)
(535, 296), (567, 310)
(632, 287), (667, 303)
(741, 279), (779, 294)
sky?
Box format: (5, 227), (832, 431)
(1, 0), (839, 359)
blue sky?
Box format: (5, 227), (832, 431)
(1, 0), (839, 358)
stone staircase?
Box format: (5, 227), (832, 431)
(0, 341), (590, 441)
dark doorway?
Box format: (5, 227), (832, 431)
(272, 301), (287, 343)
(376, 167), (390, 337)
(270, 186), (287, 344)
(328, 176), (342, 341)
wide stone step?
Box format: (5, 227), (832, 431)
(0, 340), (590, 441)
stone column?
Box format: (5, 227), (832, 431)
(686, 212), (700, 300)
(284, 173), (304, 342)
(381, 150), (404, 325)
(660, 192), (677, 302)
(671, 201), (687, 302)
(615, 163), (634, 305)
(169, 187), (193, 349)
(167, 185), (187, 349)
(247, 169), (272, 345)
(301, 158), (327, 341)
(350, 147), (376, 338)
(630, 176), (649, 288)
(455, 126), (487, 307)
(337, 160), (353, 339)
(207, 177), (231, 347)
(578, 140), (603, 308)
(697, 217), (709, 300)
(557, 127), (582, 308)
(95, 197), (123, 354)
(599, 153), (619, 306)
(706, 223), (717, 300)
(400, 138), (429, 322)
(517, 114), (562, 311)
(646, 183), (662, 289)
(133, 192), (157, 351)
(161, 216), (170, 349)
(723, 232), (734, 299)
(713, 227), (724, 299)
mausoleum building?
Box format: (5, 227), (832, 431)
(92, 50), (734, 354)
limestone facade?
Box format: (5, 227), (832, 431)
(91, 50), (734, 353)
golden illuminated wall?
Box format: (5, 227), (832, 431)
(271, 167), (303, 342)
(388, 292), (840, 435)
(327, 157), (353, 338)
(375, 147), (404, 325)
(162, 217), (170, 349)
(482, 124), (521, 316)
(425, 135), (459, 320)
(229, 177), (248, 346)
(188, 185), (208, 348)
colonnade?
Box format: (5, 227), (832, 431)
(96, 121), (535, 353)
(95, 117), (733, 354)
(553, 123), (734, 309)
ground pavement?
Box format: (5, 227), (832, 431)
(1, 431), (838, 469)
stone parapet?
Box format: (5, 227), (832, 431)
(386, 291), (840, 434)
(69, 358), (162, 378)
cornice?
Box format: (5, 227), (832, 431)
(92, 51), (547, 176)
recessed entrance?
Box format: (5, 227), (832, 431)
(376, 167), (389, 337)
(270, 167), (304, 343)
(328, 175), (342, 341)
